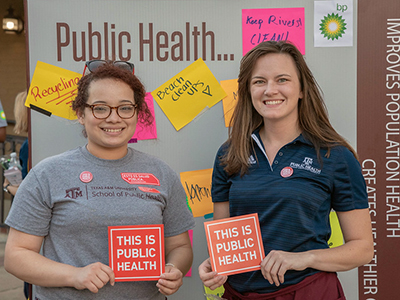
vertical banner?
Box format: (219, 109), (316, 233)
(357, 1), (400, 299)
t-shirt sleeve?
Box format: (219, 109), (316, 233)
(162, 171), (195, 237)
(5, 168), (52, 236)
(211, 145), (231, 203)
(331, 147), (368, 211)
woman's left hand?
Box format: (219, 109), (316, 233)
(260, 250), (312, 287)
(156, 264), (183, 296)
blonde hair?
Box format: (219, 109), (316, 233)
(13, 91), (28, 134)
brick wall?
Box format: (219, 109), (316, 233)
(0, 0), (27, 136)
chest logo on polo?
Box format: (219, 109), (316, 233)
(289, 157), (321, 174)
(248, 155), (256, 165)
(65, 187), (83, 199)
(121, 173), (160, 186)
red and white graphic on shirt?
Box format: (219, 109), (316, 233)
(138, 186), (161, 194)
(280, 167), (293, 178)
(80, 171), (93, 183)
(121, 173), (160, 185)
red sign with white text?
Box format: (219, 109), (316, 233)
(204, 213), (265, 276)
(108, 225), (165, 281)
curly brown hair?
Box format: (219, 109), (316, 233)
(73, 62), (153, 128)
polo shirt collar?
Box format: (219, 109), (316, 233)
(251, 127), (312, 147)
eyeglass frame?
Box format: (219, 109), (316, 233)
(84, 103), (138, 119)
(82, 60), (135, 76)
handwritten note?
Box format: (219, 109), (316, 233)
(132, 93), (157, 141)
(152, 58), (226, 131)
(220, 79), (238, 127)
(26, 61), (81, 120)
(180, 168), (213, 218)
(242, 7), (305, 55)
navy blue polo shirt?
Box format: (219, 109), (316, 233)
(211, 129), (368, 294)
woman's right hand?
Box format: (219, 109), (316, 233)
(73, 262), (115, 293)
(198, 258), (227, 290)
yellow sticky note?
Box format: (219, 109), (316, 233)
(26, 61), (81, 120)
(328, 210), (344, 248)
(152, 58), (226, 131)
(220, 79), (238, 127)
(204, 285), (225, 300)
(180, 168), (213, 218)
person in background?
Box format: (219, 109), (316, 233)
(4, 62), (195, 299)
(3, 91), (29, 196)
(2, 91), (29, 299)
(199, 41), (373, 300)
(0, 98), (8, 142)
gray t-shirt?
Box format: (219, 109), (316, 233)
(6, 146), (195, 300)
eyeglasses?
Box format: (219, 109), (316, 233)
(85, 103), (138, 119)
(83, 60), (135, 75)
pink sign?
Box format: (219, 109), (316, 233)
(185, 229), (193, 277)
(131, 92), (157, 142)
(242, 7), (305, 55)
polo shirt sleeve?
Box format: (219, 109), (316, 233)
(211, 144), (231, 203)
(331, 146), (368, 211)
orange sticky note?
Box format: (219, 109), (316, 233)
(220, 79), (238, 127)
(180, 168), (213, 218)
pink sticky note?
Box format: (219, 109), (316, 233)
(132, 93), (157, 141)
(242, 7), (305, 55)
(185, 230), (193, 277)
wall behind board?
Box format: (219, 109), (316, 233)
(26, 0), (359, 299)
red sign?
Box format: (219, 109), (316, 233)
(204, 213), (265, 276)
(121, 173), (160, 185)
(108, 225), (165, 281)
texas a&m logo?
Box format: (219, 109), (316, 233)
(65, 187), (83, 199)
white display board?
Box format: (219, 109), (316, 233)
(26, 0), (359, 299)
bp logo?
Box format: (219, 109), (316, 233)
(319, 13), (347, 40)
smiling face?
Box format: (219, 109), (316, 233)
(77, 78), (137, 159)
(250, 53), (303, 127)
